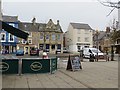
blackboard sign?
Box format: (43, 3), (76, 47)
(71, 56), (81, 71)
(66, 55), (82, 71)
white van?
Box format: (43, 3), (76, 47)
(83, 48), (104, 59)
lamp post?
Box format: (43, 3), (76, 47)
(96, 30), (99, 61)
(43, 29), (46, 52)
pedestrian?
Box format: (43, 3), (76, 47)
(42, 52), (48, 59)
(89, 49), (94, 62)
(106, 50), (109, 61)
(37, 49), (39, 56)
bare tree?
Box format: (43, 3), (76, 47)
(98, 0), (120, 16)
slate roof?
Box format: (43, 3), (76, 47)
(18, 22), (45, 32)
(18, 20), (63, 33)
(1, 20), (29, 39)
(70, 23), (93, 30)
(2, 15), (18, 22)
(93, 31), (106, 41)
(98, 31), (106, 40)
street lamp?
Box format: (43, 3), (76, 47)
(43, 29), (46, 52)
(96, 30), (99, 61)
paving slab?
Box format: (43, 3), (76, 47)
(59, 60), (118, 88)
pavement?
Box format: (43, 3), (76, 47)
(1, 57), (119, 89)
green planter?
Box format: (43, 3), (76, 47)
(22, 59), (50, 74)
(51, 58), (57, 73)
(1, 59), (19, 74)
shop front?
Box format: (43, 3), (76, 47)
(1, 42), (17, 54)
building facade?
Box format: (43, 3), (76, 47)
(93, 27), (112, 53)
(0, 15), (19, 54)
(65, 23), (93, 53)
(18, 18), (63, 54)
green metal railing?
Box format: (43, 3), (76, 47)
(0, 59), (19, 74)
(22, 58), (50, 74)
(1, 57), (57, 74)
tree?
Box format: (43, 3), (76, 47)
(98, 0), (120, 43)
(111, 30), (120, 43)
(98, 0), (120, 16)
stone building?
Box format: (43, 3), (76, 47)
(0, 15), (19, 54)
(18, 18), (63, 54)
(65, 22), (93, 53)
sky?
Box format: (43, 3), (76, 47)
(2, 0), (118, 32)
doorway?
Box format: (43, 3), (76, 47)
(25, 47), (29, 54)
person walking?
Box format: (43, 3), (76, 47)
(89, 49), (94, 62)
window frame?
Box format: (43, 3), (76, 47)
(1, 33), (6, 42)
(8, 33), (14, 42)
(52, 34), (56, 41)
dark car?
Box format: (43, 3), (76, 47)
(30, 48), (39, 56)
(16, 49), (24, 56)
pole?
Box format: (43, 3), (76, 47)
(111, 45), (114, 61)
(96, 30), (99, 61)
(43, 30), (46, 52)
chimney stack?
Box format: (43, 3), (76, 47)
(32, 17), (36, 25)
(106, 27), (110, 33)
(57, 20), (59, 25)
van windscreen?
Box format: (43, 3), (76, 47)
(92, 49), (101, 53)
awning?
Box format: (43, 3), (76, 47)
(1, 21), (29, 40)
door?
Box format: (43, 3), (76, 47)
(25, 47), (29, 54)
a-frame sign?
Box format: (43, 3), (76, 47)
(66, 55), (82, 71)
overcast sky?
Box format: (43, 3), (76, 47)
(2, 0), (118, 32)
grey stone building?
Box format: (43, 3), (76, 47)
(18, 18), (63, 54)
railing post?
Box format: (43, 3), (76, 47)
(50, 59), (52, 74)
(18, 58), (22, 76)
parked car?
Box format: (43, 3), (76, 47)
(16, 49), (24, 56)
(30, 48), (39, 56)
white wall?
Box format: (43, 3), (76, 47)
(66, 23), (93, 53)
(69, 45), (78, 53)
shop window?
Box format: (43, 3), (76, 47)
(51, 44), (55, 49)
(57, 44), (61, 49)
(39, 44), (43, 50)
